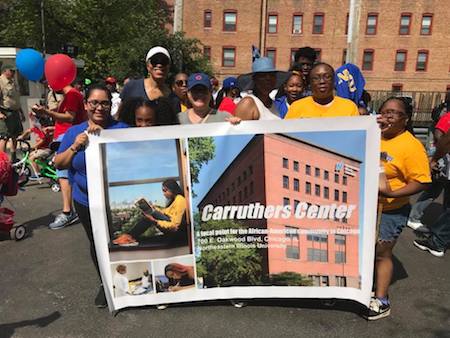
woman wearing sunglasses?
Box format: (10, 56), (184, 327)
(54, 84), (128, 308)
(120, 46), (177, 125)
(168, 72), (190, 113)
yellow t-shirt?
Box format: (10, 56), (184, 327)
(156, 194), (186, 230)
(285, 96), (359, 119)
(180, 103), (188, 112)
(380, 131), (431, 211)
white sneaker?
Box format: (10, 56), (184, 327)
(156, 304), (168, 310)
(407, 220), (424, 230)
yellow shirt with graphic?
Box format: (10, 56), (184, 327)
(155, 194), (186, 230)
(285, 96), (359, 119)
(380, 131), (431, 211)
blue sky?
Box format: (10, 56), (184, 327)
(193, 131), (366, 209)
(106, 140), (179, 206)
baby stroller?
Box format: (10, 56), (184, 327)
(0, 151), (26, 240)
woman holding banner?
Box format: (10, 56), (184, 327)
(367, 97), (431, 320)
(54, 84), (128, 308)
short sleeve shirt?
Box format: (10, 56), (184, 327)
(0, 74), (21, 110)
(285, 96), (359, 119)
(54, 88), (86, 139)
(380, 131), (431, 211)
(435, 112), (450, 133)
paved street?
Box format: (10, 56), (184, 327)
(0, 183), (449, 338)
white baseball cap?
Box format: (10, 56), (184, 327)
(145, 46), (171, 62)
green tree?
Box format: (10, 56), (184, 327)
(195, 218), (263, 287)
(0, 0), (211, 80)
(270, 271), (313, 286)
(188, 137), (215, 196)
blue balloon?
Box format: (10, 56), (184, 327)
(16, 48), (44, 81)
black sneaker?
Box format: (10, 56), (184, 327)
(413, 239), (445, 257)
(364, 297), (391, 320)
(95, 285), (107, 308)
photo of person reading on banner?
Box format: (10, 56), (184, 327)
(164, 263), (195, 292)
(113, 179), (187, 247)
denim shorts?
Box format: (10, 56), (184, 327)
(55, 134), (68, 179)
(379, 204), (411, 242)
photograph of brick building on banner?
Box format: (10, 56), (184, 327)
(195, 133), (362, 289)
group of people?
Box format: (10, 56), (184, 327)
(3, 44), (449, 320)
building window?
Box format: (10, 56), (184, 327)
(294, 178), (300, 192)
(294, 200), (299, 210)
(250, 181), (254, 194)
(265, 48), (276, 66)
(268, 14), (278, 33)
(392, 83), (403, 92)
(324, 187), (329, 199)
(420, 14), (433, 35)
(336, 276), (347, 287)
(305, 164), (311, 175)
(243, 171), (247, 180)
(315, 184), (320, 197)
(232, 182), (235, 191)
(223, 11), (237, 32)
(315, 167), (320, 177)
(334, 189), (339, 201)
(244, 186), (248, 198)
(203, 46), (211, 60)
(204, 10), (212, 28)
(307, 248), (328, 262)
(324, 170), (329, 180)
(313, 13), (324, 34)
(395, 50), (407, 71)
(362, 49), (374, 71)
(342, 49), (347, 65)
(334, 173), (339, 183)
(342, 176), (347, 185)
(238, 176), (241, 185)
(238, 190), (242, 202)
(399, 13), (411, 35)
(283, 197), (290, 206)
(285, 226), (299, 259)
(314, 48), (322, 62)
(307, 233), (328, 242)
(290, 48), (299, 66)
(335, 251), (346, 264)
(335, 234), (346, 245)
(222, 47), (236, 67)
(345, 13), (349, 35)
(305, 182), (311, 194)
(283, 175), (289, 189)
(226, 187), (229, 196)
(366, 13), (378, 35)
(249, 165), (253, 174)
(310, 275), (330, 286)
(416, 50), (429, 71)
(283, 157), (288, 168)
(342, 191), (348, 203)
(292, 14), (303, 34)
(293, 161), (299, 172)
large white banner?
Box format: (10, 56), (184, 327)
(86, 117), (380, 312)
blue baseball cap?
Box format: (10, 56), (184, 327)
(223, 77), (238, 89)
(188, 73), (211, 90)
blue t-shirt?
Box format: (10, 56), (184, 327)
(58, 120), (128, 207)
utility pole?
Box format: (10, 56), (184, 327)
(40, 0), (46, 54)
(173, 0), (183, 33)
(346, 0), (361, 64)
(259, 0), (268, 55)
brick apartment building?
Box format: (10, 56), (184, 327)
(166, 0), (449, 92)
(198, 134), (361, 288)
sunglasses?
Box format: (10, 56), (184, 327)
(150, 55), (170, 67)
(175, 80), (188, 86)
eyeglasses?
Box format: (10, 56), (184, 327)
(310, 74), (334, 83)
(87, 100), (111, 108)
(162, 187), (168, 192)
(378, 109), (406, 118)
(175, 80), (188, 86)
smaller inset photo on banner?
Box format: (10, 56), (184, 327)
(153, 255), (197, 293)
(110, 261), (153, 298)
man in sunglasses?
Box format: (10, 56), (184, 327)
(169, 72), (190, 113)
(120, 46), (177, 125)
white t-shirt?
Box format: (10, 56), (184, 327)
(111, 92), (121, 116)
(114, 272), (129, 297)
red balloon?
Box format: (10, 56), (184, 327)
(44, 54), (77, 91)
